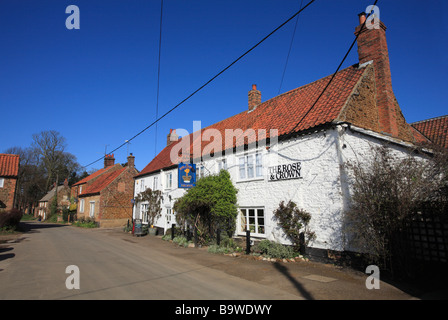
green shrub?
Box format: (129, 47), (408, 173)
(173, 236), (190, 247)
(72, 216), (97, 228)
(161, 233), (171, 241)
(208, 244), (233, 254)
(255, 239), (296, 259)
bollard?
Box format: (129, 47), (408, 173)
(246, 229), (251, 255)
(171, 223), (176, 240)
(299, 232), (306, 255)
(216, 228), (221, 246)
(186, 227), (191, 241)
(194, 225), (198, 248)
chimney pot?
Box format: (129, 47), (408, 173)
(248, 84), (261, 111)
(167, 129), (179, 146)
(358, 12), (366, 25)
(127, 153), (135, 168)
(104, 154), (115, 168)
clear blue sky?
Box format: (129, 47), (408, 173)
(1, 0), (447, 172)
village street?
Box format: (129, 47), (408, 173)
(0, 221), (420, 302)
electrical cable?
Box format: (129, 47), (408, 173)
(154, 0), (164, 157)
(80, 0), (317, 169)
(285, 0), (379, 138)
(278, 0), (303, 95)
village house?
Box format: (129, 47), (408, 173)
(133, 13), (435, 258)
(36, 179), (71, 220)
(0, 154), (20, 212)
(72, 154), (138, 228)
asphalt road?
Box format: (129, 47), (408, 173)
(0, 222), (303, 300)
(0, 221), (419, 301)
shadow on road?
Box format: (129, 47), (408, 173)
(0, 243), (16, 266)
(18, 221), (68, 234)
(273, 262), (314, 300)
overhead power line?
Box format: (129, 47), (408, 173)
(154, 0), (164, 157)
(278, 0), (304, 95)
(81, 0), (317, 169)
(286, 0), (379, 137)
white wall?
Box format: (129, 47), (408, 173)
(133, 124), (423, 252)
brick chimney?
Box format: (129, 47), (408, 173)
(167, 129), (179, 146)
(248, 84), (261, 111)
(127, 153), (135, 168)
(104, 154), (115, 168)
(355, 12), (399, 137)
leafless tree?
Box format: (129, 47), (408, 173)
(343, 144), (447, 274)
(32, 130), (67, 191)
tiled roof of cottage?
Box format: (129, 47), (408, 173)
(136, 64), (368, 177)
(73, 165), (118, 186)
(79, 167), (125, 196)
(0, 154), (20, 177)
(412, 115), (448, 149)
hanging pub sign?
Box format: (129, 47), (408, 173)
(178, 162), (197, 188)
(268, 161), (303, 181)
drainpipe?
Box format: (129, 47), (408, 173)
(334, 123), (351, 252)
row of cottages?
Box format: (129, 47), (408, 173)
(36, 179), (71, 220)
(71, 154), (139, 228)
(132, 13), (441, 257)
(0, 154), (20, 211)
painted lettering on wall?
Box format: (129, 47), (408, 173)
(268, 162), (302, 181)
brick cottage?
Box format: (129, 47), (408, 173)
(72, 154), (138, 228)
(0, 154), (20, 211)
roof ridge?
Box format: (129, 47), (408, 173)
(411, 115), (448, 125)
(136, 64), (367, 177)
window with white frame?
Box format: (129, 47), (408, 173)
(153, 176), (158, 190)
(166, 208), (173, 225)
(79, 199), (85, 213)
(89, 201), (95, 218)
(166, 172), (173, 189)
(141, 203), (148, 224)
(240, 207), (265, 236)
(140, 179), (145, 192)
(238, 153), (263, 180)
(0, 177), (4, 188)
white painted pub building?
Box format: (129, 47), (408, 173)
(132, 13), (429, 256)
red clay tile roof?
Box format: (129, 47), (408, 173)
(73, 165), (118, 186)
(137, 65), (367, 177)
(79, 167), (126, 196)
(0, 154), (20, 177)
(411, 115), (448, 149)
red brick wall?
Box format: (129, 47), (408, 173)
(338, 64), (379, 132)
(99, 167), (138, 223)
(354, 21), (415, 143)
(0, 177), (17, 211)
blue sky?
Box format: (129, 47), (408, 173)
(1, 0), (447, 172)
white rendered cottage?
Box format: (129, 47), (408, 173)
(133, 13), (429, 257)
